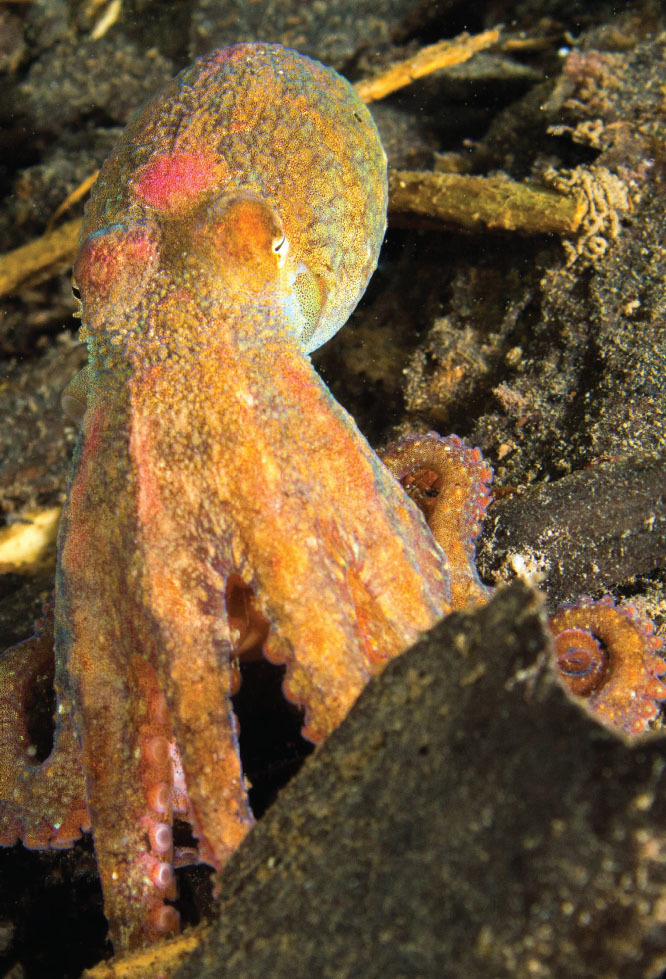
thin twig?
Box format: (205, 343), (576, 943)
(45, 170), (98, 232)
(354, 28), (500, 103)
(0, 218), (82, 297)
(82, 927), (205, 979)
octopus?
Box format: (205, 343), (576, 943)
(0, 40), (663, 963)
(0, 43), (455, 953)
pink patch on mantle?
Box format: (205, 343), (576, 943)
(133, 152), (221, 210)
(213, 45), (247, 64)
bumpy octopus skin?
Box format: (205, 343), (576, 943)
(1, 44), (455, 951)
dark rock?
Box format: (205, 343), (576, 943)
(0, 333), (85, 515)
(478, 453), (666, 604)
(15, 39), (173, 131)
(177, 583), (666, 979)
(0, 11), (26, 75)
(396, 31), (666, 488)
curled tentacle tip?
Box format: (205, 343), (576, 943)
(380, 432), (493, 609)
(380, 431), (493, 531)
(549, 598), (665, 737)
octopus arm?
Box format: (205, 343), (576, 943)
(0, 604), (90, 849)
(55, 402), (205, 949)
(380, 432), (493, 610)
(550, 598), (666, 737)
(125, 308), (452, 749)
(127, 375), (261, 874)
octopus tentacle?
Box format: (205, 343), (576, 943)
(54, 399), (190, 950)
(135, 494), (255, 879)
(549, 597), (666, 736)
(127, 305), (451, 755)
(380, 432), (493, 609)
(0, 605), (90, 849)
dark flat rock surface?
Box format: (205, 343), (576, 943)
(479, 453), (666, 605)
(177, 583), (666, 979)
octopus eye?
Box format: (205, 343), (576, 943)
(291, 267), (328, 347)
(272, 234), (290, 269)
(200, 193), (285, 277)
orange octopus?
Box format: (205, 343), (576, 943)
(0, 41), (663, 963)
(0, 43), (453, 953)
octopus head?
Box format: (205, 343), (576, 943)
(78, 43), (388, 355)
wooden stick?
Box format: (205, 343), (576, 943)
(389, 170), (585, 235)
(0, 217), (82, 296)
(82, 926), (205, 979)
(354, 29), (500, 103)
(45, 170), (98, 232)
